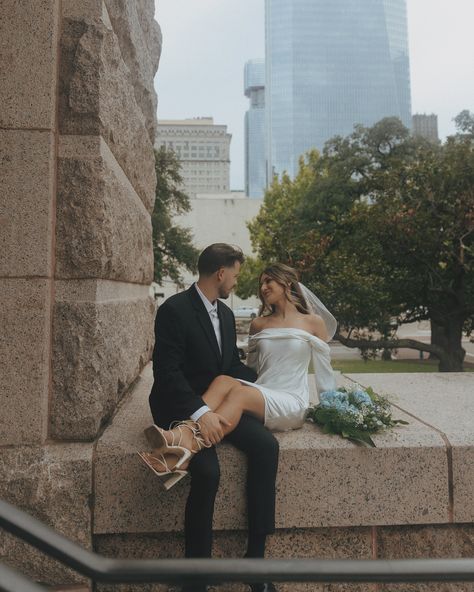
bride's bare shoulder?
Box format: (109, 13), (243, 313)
(249, 315), (270, 335)
(305, 313), (328, 341)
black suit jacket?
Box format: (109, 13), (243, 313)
(149, 284), (257, 428)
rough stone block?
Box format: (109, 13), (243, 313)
(56, 136), (153, 283)
(0, 130), (55, 278)
(104, 0), (161, 141)
(97, 584), (373, 592)
(0, 0), (59, 129)
(0, 443), (93, 586)
(0, 279), (50, 445)
(347, 373), (474, 524)
(380, 583), (473, 592)
(95, 527), (374, 592)
(453, 445), (474, 524)
(94, 366), (449, 535)
(59, 9), (156, 210)
(62, 0), (104, 20)
(276, 422), (447, 530)
(377, 523), (474, 591)
(50, 285), (154, 440)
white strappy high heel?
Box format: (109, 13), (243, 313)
(139, 421), (210, 490)
(145, 420), (211, 453)
(137, 448), (191, 490)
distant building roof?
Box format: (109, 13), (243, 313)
(158, 117), (215, 126)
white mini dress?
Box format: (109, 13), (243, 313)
(238, 328), (336, 431)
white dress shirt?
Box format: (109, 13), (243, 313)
(190, 283), (222, 422)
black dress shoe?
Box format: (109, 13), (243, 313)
(249, 583), (277, 592)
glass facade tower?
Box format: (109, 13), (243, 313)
(265, 0), (412, 180)
(244, 59), (266, 198)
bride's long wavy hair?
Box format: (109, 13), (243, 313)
(258, 263), (310, 316)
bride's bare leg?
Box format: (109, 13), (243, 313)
(202, 375), (242, 408)
(201, 376), (265, 432)
(156, 376), (264, 453)
(156, 376), (236, 448)
(209, 383), (265, 436)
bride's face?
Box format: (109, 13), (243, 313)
(260, 274), (286, 305)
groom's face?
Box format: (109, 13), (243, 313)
(217, 261), (241, 299)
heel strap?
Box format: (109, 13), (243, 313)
(169, 420), (212, 452)
(168, 420), (196, 447)
(142, 451), (172, 474)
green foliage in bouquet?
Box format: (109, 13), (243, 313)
(307, 386), (408, 447)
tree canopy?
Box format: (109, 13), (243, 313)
(152, 146), (199, 285)
(238, 115), (474, 371)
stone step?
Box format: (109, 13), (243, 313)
(94, 364), (458, 537)
(91, 366), (474, 590)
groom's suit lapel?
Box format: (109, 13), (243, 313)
(188, 285), (222, 364)
(217, 301), (232, 369)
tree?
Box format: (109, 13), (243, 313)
(242, 116), (474, 371)
(371, 132), (474, 370)
(454, 110), (474, 136)
(152, 147), (199, 285)
(236, 256), (266, 300)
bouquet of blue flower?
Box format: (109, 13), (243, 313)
(307, 386), (408, 447)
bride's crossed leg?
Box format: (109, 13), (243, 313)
(202, 375), (265, 431)
(152, 376), (265, 468)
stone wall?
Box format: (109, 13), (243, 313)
(0, 0), (161, 587)
(94, 369), (474, 592)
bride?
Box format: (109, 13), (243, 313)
(139, 263), (337, 486)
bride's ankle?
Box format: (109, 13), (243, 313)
(163, 429), (175, 445)
(173, 426), (195, 450)
(168, 426), (184, 446)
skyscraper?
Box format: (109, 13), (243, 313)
(244, 59), (266, 198)
(412, 113), (439, 143)
(265, 0), (412, 180)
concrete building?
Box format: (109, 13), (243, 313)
(160, 192), (263, 309)
(412, 113), (439, 143)
(244, 59), (266, 199)
(156, 117), (231, 197)
(265, 0), (412, 180)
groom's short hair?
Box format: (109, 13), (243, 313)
(198, 243), (245, 276)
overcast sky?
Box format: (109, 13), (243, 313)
(153, 0), (474, 190)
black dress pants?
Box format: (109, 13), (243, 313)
(185, 414), (279, 558)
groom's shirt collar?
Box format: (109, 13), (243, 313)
(194, 282), (218, 314)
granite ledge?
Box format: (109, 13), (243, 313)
(93, 365), (458, 536)
(346, 372), (474, 524)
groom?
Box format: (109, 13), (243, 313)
(148, 243), (279, 592)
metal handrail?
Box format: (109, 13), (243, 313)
(1, 498), (474, 584)
(0, 562), (47, 592)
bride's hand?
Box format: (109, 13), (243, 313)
(199, 411), (231, 446)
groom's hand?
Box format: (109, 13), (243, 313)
(198, 411), (231, 446)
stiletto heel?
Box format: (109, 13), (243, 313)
(174, 447), (192, 469)
(137, 448), (190, 490)
(163, 471), (187, 490)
